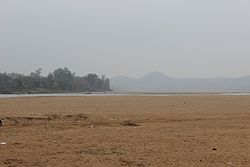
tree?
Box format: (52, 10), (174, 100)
(52, 67), (74, 91)
(0, 67), (111, 93)
(30, 68), (42, 78)
(30, 68), (43, 88)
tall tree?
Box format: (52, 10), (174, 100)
(52, 67), (74, 91)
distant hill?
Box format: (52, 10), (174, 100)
(110, 72), (250, 92)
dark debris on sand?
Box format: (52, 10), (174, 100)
(121, 120), (140, 127)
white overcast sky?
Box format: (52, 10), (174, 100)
(0, 0), (250, 78)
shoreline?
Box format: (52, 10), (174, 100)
(1, 92), (250, 98)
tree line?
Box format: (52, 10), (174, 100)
(0, 67), (111, 94)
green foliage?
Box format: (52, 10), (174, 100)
(0, 68), (111, 94)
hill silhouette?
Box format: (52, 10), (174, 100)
(111, 72), (250, 92)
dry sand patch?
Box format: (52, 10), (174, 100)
(0, 96), (250, 166)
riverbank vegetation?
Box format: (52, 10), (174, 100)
(0, 68), (111, 94)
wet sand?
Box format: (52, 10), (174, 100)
(0, 96), (250, 167)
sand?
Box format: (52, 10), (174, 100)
(0, 95), (250, 167)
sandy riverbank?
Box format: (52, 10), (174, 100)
(0, 96), (250, 166)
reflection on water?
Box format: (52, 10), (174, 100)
(0, 92), (250, 98)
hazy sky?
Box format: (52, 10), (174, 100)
(0, 0), (250, 78)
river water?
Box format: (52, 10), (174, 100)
(0, 92), (250, 98)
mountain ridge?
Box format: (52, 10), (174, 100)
(111, 72), (250, 92)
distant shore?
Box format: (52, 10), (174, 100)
(1, 91), (250, 98)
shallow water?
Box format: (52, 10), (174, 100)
(0, 92), (250, 98)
